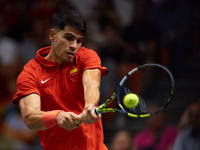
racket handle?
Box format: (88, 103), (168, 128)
(74, 120), (79, 125)
(75, 109), (98, 124)
(74, 114), (82, 125)
(92, 108), (99, 115)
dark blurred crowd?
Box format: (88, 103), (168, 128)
(0, 0), (200, 149)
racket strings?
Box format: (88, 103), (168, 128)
(124, 85), (132, 94)
(138, 97), (147, 113)
(118, 65), (173, 115)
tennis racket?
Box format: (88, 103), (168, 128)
(93, 63), (175, 118)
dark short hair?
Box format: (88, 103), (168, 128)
(52, 9), (87, 34)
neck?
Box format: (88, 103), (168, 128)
(45, 49), (62, 65)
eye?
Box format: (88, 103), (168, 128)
(65, 36), (74, 41)
(77, 39), (84, 43)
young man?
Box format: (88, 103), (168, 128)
(13, 9), (108, 150)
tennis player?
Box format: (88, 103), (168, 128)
(13, 9), (108, 150)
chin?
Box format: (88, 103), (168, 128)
(62, 57), (73, 63)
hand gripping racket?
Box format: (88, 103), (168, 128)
(93, 63), (175, 118)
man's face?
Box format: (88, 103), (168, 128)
(49, 26), (84, 64)
(189, 104), (200, 130)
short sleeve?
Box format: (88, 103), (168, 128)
(13, 67), (39, 105)
(77, 48), (108, 76)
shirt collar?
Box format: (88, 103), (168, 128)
(36, 46), (73, 67)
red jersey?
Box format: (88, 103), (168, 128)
(13, 46), (108, 150)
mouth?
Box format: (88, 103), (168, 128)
(66, 52), (75, 58)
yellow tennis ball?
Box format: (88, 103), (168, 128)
(123, 93), (139, 108)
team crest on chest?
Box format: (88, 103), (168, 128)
(69, 66), (78, 76)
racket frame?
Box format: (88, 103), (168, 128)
(94, 63), (175, 118)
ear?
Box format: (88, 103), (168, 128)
(49, 29), (56, 41)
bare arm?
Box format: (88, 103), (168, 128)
(80, 69), (102, 124)
(19, 93), (81, 130)
(19, 94), (46, 130)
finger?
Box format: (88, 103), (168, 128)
(75, 114), (82, 125)
(72, 114), (82, 126)
(74, 119), (81, 126)
(86, 110), (95, 121)
(97, 113), (102, 118)
(87, 109), (99, 120)
(84, 110), (99, 124)
(63, 120), (74, 131)
(63, 116), (79, 130)
(59, 121), (71, 131)
(57, 112), (80, 130)
(81, 110), (91, 120)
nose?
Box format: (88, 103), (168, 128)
(70, 40), (77, 50)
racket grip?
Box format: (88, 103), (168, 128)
(74, 120), (79, 125)
(74, 114), (82, 125)
(92, 108), (99, 115)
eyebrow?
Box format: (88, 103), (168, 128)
(64, 33), (84, 40)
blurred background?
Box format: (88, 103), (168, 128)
(0, 0), (200, 149)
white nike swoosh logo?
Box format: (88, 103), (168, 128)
(41, 77), (51, 84)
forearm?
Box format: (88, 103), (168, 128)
(81, 69), (102, 124)
(19, 94), (81, 131)
(21, 107), (64, 130)
(19, 94), (47, 130)
(84, 79), (100, 107)
(20, 108), (47, 130)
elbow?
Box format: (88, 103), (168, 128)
(23, 113), (34, 130)
(23, 112), (45, 130)
(25, 122), (35, 130)
(23, 113), (38, 130)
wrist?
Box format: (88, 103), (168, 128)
(42, 110), (63, 129)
